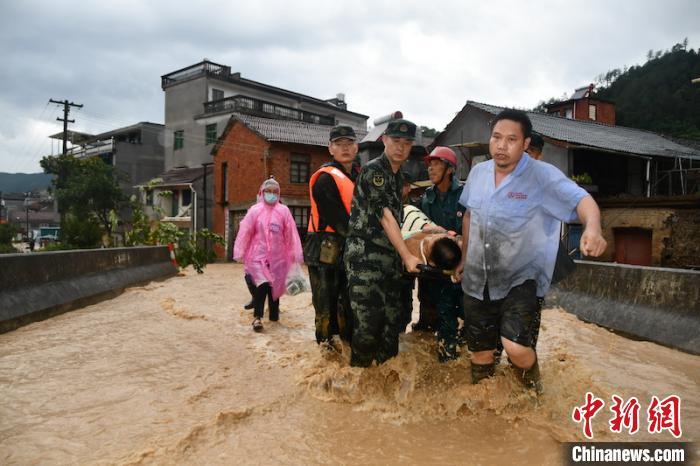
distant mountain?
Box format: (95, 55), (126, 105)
(596, 42), (700, 140)
(0, 172), (53, 194)
(534, 40), (700, 140)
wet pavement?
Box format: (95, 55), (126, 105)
(1, 263), (698, 465)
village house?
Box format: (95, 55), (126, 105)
(153, 60), (369, 235)
(59, 122), (166, 199)
(2, 192), (59, 245)
(359, 110), (431, 183)
(545, 84), (616, 124)
(432, 97), (700, 268)
(210, 114), (367, 260)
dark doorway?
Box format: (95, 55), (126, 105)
(228, 210), (246, 262)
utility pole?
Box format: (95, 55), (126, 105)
(49, 99), (83, 155)
(49, 99), (82, 225)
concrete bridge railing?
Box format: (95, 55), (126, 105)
(0, 246), (178, 333)
(549, 260), (700, 354)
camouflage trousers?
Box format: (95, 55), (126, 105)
(308, 263), (352, 344)
(345, 237), (403, 367)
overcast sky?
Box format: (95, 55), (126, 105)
(1, 0), (698, 174)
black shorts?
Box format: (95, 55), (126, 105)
(463, 280), (540, 352)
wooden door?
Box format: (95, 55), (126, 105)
(613, 227), (652, 266)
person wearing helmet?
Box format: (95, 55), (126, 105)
(415, 146), (465, 361)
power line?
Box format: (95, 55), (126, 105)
(49, 99), (83, 156)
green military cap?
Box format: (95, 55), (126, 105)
(329, 125), (357, 141)
(384, 119), (417, 140)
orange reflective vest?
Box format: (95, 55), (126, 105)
(308, 166), (354, 233)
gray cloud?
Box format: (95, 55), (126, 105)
(1, 0), (698, 173)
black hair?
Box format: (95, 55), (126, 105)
(430, 237), (462, 270)
(491, 109), (533, 139)
(529, 133), (544, 150)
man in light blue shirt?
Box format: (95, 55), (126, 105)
(456, 109), (607, 392)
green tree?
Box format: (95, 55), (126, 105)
(40, 154), (127, 246)
(0, 223), (18, 254)
(124, 182), (224, 274)
(420, 126), (439, 138)
(537, 40), (700, 140)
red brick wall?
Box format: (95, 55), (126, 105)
(212, 122), (268, 258)
(211, 122), (333, 258)
(267, 143), (331, 201)
(547, 99), (615, 125)
(575, 99), (615, 125)
(594, 100), (615, 125)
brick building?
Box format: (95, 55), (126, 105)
(545, 84), (616, 124)
(432, 100), (700, 268)
(211, 114), (367, 260)
(154, 60), (369, 236)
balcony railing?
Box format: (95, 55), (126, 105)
(162, 60), (231, 88)
(203, 95), (335, 125)
(65, 139), (115, 159)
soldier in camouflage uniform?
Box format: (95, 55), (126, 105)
(345, 119), (422, 367)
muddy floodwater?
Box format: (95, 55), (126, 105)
(1, 263), (698, 465)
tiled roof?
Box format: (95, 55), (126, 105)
(571, 86), (591, 100)
(231, 113), (367, 147)
(465, 101), (700, 160)
(144, 166), (213, 187)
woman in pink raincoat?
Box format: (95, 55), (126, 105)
(233, 178), (303, 332)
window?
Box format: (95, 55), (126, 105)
(212, 88), (224, 101)
(182, 189), (192, 206)
(206, 123), (217, 145)
(146, 189), (154, 206)
(290, 153), (310, 183)
(174, 130), (184, 150)
(289, 206), (309, 229)
(171, 190), (179, 217)
(220, 162), (228, 203)
(588, 104), (597, 120)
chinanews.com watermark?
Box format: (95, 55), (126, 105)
(565, 392), (695, 465)
(564, 443), (693, 465)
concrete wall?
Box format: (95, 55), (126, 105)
(164, 78), (209, 170)
(164, 74), (367, 170)
(437, 107), (573, 179)
(114, 129), (166, 197)
(541, 143), (569, 175)
(548, 261), (700, 354)
(436, 107), (493, 180)
(117, 124), (165, 193)
(0, 246), (177, 332)
(592, 207), (700, 268)
(664, 209), (700, 268)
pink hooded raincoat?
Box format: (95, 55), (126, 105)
(233, 179), (303, 300)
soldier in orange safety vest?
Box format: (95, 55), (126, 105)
(303, 125), (361, 352)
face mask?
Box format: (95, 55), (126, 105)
(263, 192), (278, 204)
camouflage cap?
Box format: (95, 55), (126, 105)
(384, 119), (417, 140)
(329, 125), (357, 141)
